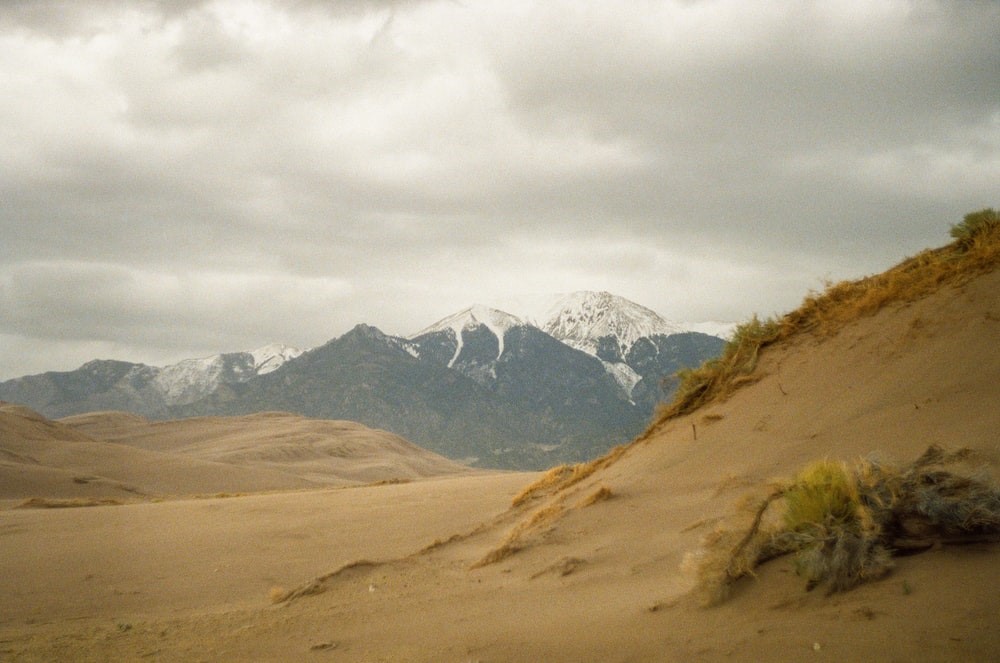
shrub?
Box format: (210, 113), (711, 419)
(949, 208), (999, 247)
(691, 446), (1000, 605)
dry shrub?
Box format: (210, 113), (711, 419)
(651, 211), (1000, 428)
(690, 446), (1000, 605)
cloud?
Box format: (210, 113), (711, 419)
(0, 0), (997, 378)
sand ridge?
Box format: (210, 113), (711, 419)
(0, 408), (472, 503)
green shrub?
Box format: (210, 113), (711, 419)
(949, 208), (999, 247)
(693, 446), (1000, 604)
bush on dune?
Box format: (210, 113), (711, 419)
(691, 446), (1000, 605)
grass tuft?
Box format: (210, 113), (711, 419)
(690, 446), (1000, 605)
(580, 485), (614, 507)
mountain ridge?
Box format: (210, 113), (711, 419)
(0, 293), (726, 469)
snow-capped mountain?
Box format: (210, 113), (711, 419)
(0, 344), (304, 418)
(0, 294), (725, 470)
(153, 344), (304, 405)
(410, 293), (726, 406)
(250, 344), (305, 374)
(412, 306), (526, 368)
(535, 291), (688, 360)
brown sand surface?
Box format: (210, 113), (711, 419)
(59, 410), (471, 486)
(0, 408), (470, 502)
(2, 268), (999, 661)
(0, 405), (319, 500)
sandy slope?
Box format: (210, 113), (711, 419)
(0, 408), (470, 502)
(60, 410), (471, 486)
(1, 268), (999, 661)
(0, 405), (319, 500)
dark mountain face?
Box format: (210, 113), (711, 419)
(627, 332), (726, 411)
(181, 324), (623, 469)
(1, 322), (725, 471)
(408, 323), (647, 464)
(0, 360), (161, 419)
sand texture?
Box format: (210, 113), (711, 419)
(2, 267), (999, 661)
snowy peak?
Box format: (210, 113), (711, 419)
(250, 344), (303, 374)
(153, 344), (302, 404)
(412, 305), (526, 341)
(539, 291), (686, 358)
(411, 306), (527, 369)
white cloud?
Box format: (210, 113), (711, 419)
(0, 0), (997, 378)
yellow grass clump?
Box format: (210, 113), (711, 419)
(688, 445), (1000, 606)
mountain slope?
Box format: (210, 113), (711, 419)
(0, 345), (302, 418)
(177, 324), (629, 468)
(0, 403), (320, 499)
(410, 318), (644, 459)
(536, 290), (687, 359)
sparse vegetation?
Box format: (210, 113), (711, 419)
(15, 497), (125, 509)
(949, 207), (998, 247)
(688, 446), (1000, 606)
(580, 485), (613, 506)
(652, 210), (1000, 426)
(511, 444), (630, 506)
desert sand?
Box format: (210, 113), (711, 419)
(2, 264), (999, 661)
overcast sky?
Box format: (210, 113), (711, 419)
(1, 0), (998, 378)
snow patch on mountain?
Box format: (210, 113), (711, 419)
(537, 291), (687, 357)
(152, 344), (302, 405)
(412, 306), (526, 364)
(250, 344), (304, 374)
(602, 360), (642, 397)
(153, 355), (233, 403)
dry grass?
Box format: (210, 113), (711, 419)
(15, 497), (125, 509)
(579, 485), (614, 507)
(651, 210), (1000, 427)
(687, 445), (1000, 606)
(270, 559), (381, 604)
(471, 503), (567, 569)
(512, 444), (632, 508)
(511, 465), (573, 507)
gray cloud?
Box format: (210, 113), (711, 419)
(1, 0), (997, 379)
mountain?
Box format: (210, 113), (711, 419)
(0, 294), (724, 469)
(535, 291), (687, 359)
(174, 324), (641, 469)
(0, 345), (302, 419)
(408, 309), (642, 455)
(503, 291), (727, 409)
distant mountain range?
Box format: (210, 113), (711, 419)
(0, 292), (727, 469)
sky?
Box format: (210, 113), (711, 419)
(1, 0), (998, 379)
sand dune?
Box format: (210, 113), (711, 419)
(2, 246), (999, 661)
(60, 410), (471, 486)
(0, 404), (323, 501)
